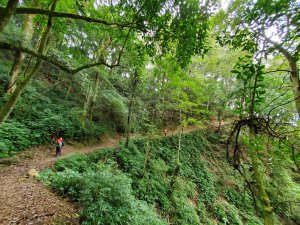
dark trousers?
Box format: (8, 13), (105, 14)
(56, 146), (61, 156)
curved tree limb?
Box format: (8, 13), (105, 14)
(263, 69), (292, 74)
(0, 6), (142, 29)
(0, 42), (121, 74)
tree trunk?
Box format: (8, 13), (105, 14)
(83, 39), (109, 121)
(249, 124), (274, 225)
(7, 12), (35, 94)
(0, 0), (57, 125)
(248, 62), (274, 225)
(288, 59), (300, 118)
(82, 81), (93, 126)
(143, 141), (150, 172)
(0, 0), (19, 33)
(177, 108), (182, 164)
(125, 99), (133, 147)
(125, 72), (139, 147)
(89, 72), (100, 119)
(265, 37), (300, 119)
(7, 50), (25, 94)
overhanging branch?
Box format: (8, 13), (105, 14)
(263, 69), (292, 74)
(0, 42), (120, 74)
(0, 7), (140, 29)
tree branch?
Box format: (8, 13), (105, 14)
(0, 6), (140, 29)
(263, 35), (294, 65)
(263, 69), (292, 74)
(267, 95), (300, 118)
(0, 42), (120, 74)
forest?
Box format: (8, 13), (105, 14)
(0, 0), (299, 224)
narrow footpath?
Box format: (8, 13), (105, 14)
(0, 136), (121, 225)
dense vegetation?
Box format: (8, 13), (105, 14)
(39, 131), (300, 224)
(1, 0), (300, 224)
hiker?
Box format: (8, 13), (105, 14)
(56, 137), (64, 157)
(164, 129), (167, 136)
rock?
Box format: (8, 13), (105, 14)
(28, 169), (39, 177)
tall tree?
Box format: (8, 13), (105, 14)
(7, 0), (37, 94)
(0, 0), (216, 126)
(216, 0), (300, 119)
(229, 56), (274, 224)
(0, 0), (57, 124)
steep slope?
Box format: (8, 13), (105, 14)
(39, 130), (300, 224)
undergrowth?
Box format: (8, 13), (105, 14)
(39, 130), (299, 224)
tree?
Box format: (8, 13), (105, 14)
(189, 41), (246, 128)
(216, 0), (300, 119)
(0, 0), (215, 126)
(228, 56), (274, 224)
(7, 0), (37, 94)
(0, 0), (19, 33)
(0, 0), (57, 124)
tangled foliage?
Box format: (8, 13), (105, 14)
(39, 166), (166, 225)
(39, 131), (266, 224)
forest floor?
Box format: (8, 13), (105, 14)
(0, 126), (199, 225)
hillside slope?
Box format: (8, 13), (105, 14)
(39, 130), (300, 224)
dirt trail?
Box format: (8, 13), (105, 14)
(0, 135), (122, 225)
(0, 126), (199, 225)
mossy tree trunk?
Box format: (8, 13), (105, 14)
(7, 10), (35, 94)
(0, 0), (19, 33)
(248, 64), (274, 225)
(89, 72), (100, 119)
(249, 124), (274, 225)
(81, 81), (93, 126)
(0, 0), (58, 126)
(82, 39), (111, 123)
(125, 95), (133, 147)
(125, 71), (139, 147)
(177, 108), (182, 164)
(287, 58), (300, 119)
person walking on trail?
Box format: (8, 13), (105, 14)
(56, 137), (64, 157)
(164, 129), (167, 136)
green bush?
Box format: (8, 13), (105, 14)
(0, 104), (108, 157)
(41, 166), (166, 225)
(224, 188), (253, 211)
(211, 201), (243, 225)
(0, 120), (31, 155)
(112, 131), (219, 223)
(54, 153), (93, 173)
(170, 177), (200, 225)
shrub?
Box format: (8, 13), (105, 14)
(170, 177), (200, 225)
(41, 166), (166, 225)
(224, 188), (253, 211)
(54, 153), (93, 173)
(0, 120), (31, 155)
(211, 201), (243, 225)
